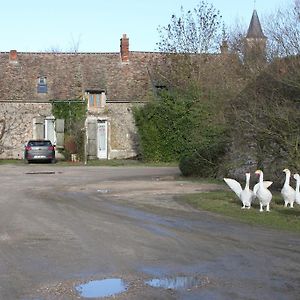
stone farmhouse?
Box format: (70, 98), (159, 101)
(0, 34), (161, 160)
(0, 10), (265, 161)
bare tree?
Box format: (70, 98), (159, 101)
(227, 60), (300, 182)
(157, 0), (223, 54)
(45, 45), (63, 53)
(261, 0), (300, 92)
(68, 34), (82, 53)
(227, 20), (247, 59)
(265, 0), (300, 57)
(45, 34), (82, 53)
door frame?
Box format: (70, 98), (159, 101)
(44, 116), (56, 145)
(97, 119), (108, 159)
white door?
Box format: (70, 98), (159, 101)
(97, 120), (108, 159)
(45, 118), (56, 145)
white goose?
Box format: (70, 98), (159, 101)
(224, 173), (255, 209)
(254, 170), (273, 212)
(293, 173), (300, 205)
(281, 169), (295, 208)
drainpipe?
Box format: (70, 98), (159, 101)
(84, 116), (88, 165)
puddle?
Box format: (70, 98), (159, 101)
(25, 171), (55, 175)
(145, 275), (208, 290)
(75, 278), (127, 298)
(97, 189), (110, 193)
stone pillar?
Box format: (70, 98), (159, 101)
(32, 117), (44, 139)
(55, 119), (64, 148)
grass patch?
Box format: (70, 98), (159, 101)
(181, 190), (300, 233)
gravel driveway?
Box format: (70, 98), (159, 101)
(0, 164), (299, 300)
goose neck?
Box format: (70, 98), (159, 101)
(259, 172), (264, 184)
(284, 172), (290, 186)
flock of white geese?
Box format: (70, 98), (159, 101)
(224, 169), (300, 212)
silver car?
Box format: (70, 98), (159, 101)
(24, 140), (55, 163)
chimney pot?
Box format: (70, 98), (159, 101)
(9, 50), (18, 61)
(120, 34), (129, 63)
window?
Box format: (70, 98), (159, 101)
(155, 84), (167, 92)
(153, 84), (168, 96)
(28, 140), (52, 147)
(87, 90), (106, 108)
(37, 76), (48, 93)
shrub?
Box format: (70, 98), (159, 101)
(64, 135), (77, 155)
(134, 89), (228, 175)
(52, 100), (86, 161)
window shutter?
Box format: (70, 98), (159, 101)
(87, 119), (97, 158)
(55, 119), (64, 148)
(100, 92), (106, 108)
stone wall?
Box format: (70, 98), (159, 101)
(87, 102), (143, 160)
(0, 102), (52, 159)
(0, 101), (143, 160)
(107, 102), (142, 159)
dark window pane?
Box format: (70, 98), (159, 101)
(37, 84), (48, 93)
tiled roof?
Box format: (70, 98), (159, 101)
(0, 51), (160, 102)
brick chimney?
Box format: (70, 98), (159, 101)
(9, 50), (18, 62)
(120, 34), (129, 63)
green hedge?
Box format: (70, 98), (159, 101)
(133, 90), (228, 176)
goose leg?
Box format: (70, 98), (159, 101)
(260, 203), (263, 212)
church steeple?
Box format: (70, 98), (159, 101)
(245, 9), (267, 65)
(246, 10), (266, 39)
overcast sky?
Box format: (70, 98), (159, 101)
(0, 0), (289, 53)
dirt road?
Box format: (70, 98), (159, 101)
(0, 164), (299, 300)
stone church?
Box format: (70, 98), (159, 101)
(0, 10), (266, 161)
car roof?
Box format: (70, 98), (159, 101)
(27, 140), (52, 145)
(28, 139), (51, 142)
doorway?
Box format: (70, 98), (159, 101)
(97, 120), (108, 159)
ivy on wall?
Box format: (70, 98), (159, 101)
(51, 100), (87, 160)
(52, 100), (86, 121)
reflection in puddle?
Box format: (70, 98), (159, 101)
(145, 275), (208, 290)
(75, 278), (127, 298)
(97, 189), (110, 193)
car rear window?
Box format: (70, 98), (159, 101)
(28, 140), (52, 147)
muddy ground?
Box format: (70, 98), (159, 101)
(0, 164), (299, 300)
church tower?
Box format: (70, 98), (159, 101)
(245, 10), (267, 64)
